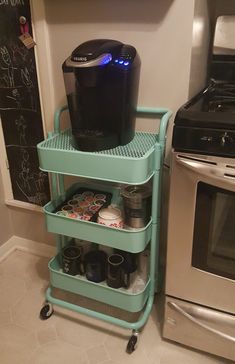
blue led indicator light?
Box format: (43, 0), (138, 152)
(114, 59), (118, 63)
(118, 60), (124, 64)
(124, 61), (129, 66)
(101, 55), (112, 65)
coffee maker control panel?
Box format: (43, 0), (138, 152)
(113, 45), (137, 67)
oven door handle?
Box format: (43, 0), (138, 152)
(176, 156), (235, 189)
(168, 301), (235, 343)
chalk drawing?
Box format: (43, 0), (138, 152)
(6, 88), (23, 108)
(16, 148), (48, 205)
(21, 66), (35, 110)
(18, 148), (31, 191)
(0, 46), (16, 87)
(11, 43), (28, 63)
(0, 0), (25, 6)
(15, 115), (27, 145)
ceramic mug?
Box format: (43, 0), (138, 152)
(97, 206), (123, 228)
(62, 246), (84, 276)
(84, 250), (107, 283)
(106, 254), (130, 289)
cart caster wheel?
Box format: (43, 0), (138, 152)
(40, 303), (54, 320)
(126, 335), (138, 354)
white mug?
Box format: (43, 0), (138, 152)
(97, 206), (123, 229)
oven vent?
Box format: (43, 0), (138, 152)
(224, 173), (235, 179)
(226, 164), (235, 170)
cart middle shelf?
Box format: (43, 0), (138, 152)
(44, 181), (154, 253)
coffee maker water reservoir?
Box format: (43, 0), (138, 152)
(62, 39), (140, 151)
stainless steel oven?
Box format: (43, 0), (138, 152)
(163, 15), (235, 361)
(163, 152), (235, 361)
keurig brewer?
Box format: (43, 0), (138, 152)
(62, 39), (141, 151)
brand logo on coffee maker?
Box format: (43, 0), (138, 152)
(74, 56), (87, 62)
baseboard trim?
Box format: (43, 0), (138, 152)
(0, 236), (56, 262)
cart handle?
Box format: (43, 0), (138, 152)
(54, 105), (172, 151)
(136, 106), (172, 151)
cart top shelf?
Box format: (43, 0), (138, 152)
(37, 106), (172, 184)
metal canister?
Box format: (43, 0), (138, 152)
(121, 184), (151, 228)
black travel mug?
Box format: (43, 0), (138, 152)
(84, 250), (107, 283)
(106, 254), (130, 289)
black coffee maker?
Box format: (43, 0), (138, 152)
(62, 39), (141, 151)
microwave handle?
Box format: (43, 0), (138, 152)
(168, 301), (235, 343)
(176, 156), (235, 189)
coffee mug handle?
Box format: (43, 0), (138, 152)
(123, 271), (130, 288)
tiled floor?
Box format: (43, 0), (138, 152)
(0, 249), (232, 364)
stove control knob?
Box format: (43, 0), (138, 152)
(220, 132), (234, 147)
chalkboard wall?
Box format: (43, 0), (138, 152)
(0, 0), (50, 206)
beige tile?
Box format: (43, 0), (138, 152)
(27, 340), (88, 364)
(0, 250), (49, 289)
(99, 361), (120, 364)
(24, 257), (50, 289)
(11, 286), (56, 331)
(0, 250), (39, 277)
(37, 327), (57, 346)
(0, 275), (27, 309)
(0, 309), (12, 325)
(86, 344), (109, 364)
(55, 311), (108, 350)
(140, 315), (162, 362)
(104, 331), (151, 364)
(0, 323), (38, 364)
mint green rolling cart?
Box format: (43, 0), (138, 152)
(37, 105), (171, 353)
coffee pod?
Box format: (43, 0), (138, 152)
(73, 193), (83, 200)
(82, 191), (94, 198)
(56, 210), (68, 217)
(68, 199), (79, 207)
(62, 205), (73, 213)
(94, 193), (106, 201)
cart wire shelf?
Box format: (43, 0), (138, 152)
(42, 129), (157, 159)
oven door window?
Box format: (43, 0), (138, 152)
(192, 182), (235, 280)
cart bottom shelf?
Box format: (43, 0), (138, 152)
(49, 256), (150, 312)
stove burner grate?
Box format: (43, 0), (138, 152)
(207, 81), (235, 112)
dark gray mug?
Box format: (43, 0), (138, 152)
(84, 250), (107, 283)
(107, 254), (130, 289)
(62, 246), (83, 276)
